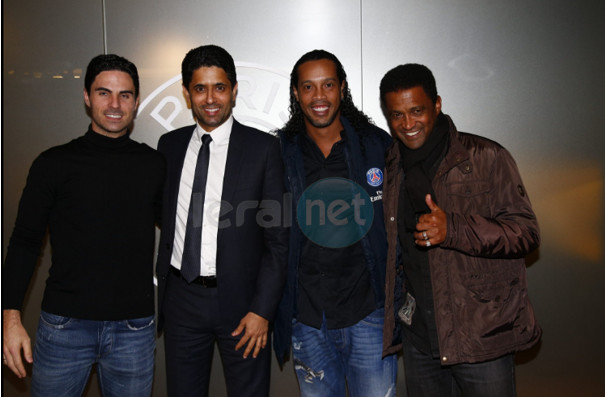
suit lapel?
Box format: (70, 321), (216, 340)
(166, 126), (196, 233)
(173, 126), (196, 176)
(221, 121), (246, 206)
(217, 121), (247, 248)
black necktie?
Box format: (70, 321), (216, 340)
(181, 133), (212, 283)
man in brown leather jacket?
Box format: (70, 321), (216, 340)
(379, 63), (541, 397)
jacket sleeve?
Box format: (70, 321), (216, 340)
(442, 147), (540, 259)
(155, 134), (169, 228)
(249, 137), (290, 321)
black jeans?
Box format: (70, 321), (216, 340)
(402, 338), (516, 397)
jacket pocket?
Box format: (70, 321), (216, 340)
(462, 268), (524, 340)
(445, 180), (490, 216)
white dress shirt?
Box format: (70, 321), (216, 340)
(171, 117), (233, 276)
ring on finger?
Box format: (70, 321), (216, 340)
(422, 231), (428, 240)
(426, 240), (432, 247)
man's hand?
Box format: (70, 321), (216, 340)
(3, 309), (32, 378)
(415, 194), (447, 247)
(231, 312), (269, 359)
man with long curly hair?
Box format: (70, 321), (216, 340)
(273, 50), (399, 397)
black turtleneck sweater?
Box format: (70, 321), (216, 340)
(2, 128), (166, 320)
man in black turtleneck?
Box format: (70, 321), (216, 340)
(2, 54), (165, 396)
(379, 64), (541, 397)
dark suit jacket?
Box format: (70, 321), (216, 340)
(156, 120), (288, 331)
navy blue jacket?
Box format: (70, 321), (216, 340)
(273, 117), (395, 365)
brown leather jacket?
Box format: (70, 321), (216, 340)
(382, 115), (542, 364)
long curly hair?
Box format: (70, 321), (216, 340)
(281, 50), (374, 137)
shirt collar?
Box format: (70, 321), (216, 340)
(194, 115), (233, 145)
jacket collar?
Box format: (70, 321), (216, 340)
(435, 115), (471, 179)
(386, 114), (471, 179)
(280, 116), (366, 196)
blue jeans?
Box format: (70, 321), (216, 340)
(402, 336), (516, 397)
(291, 308), (397, 397)
(31, 311), (156, 397)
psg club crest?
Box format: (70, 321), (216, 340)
(366, 168), (383, 187)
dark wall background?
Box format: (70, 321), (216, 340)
(3, 0), (604, 395)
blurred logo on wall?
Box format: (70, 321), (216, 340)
(138, 62), (290, 137)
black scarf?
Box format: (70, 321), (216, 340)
(400, 113), (449, 231)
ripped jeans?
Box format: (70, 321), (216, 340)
(291, 308), (397, 397)
(31, 311), (155, 397)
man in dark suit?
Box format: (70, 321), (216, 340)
(156, 44), (288, 397)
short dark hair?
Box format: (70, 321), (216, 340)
(282, 49), (373, 137)
(181, 45), (237, 89)
(84, 54), (140, 97)
(379, 63), (438, 106)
